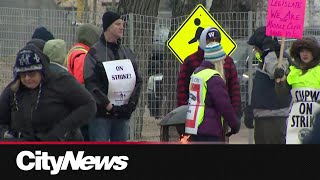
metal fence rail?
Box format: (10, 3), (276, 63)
(0, 7), (319, 142)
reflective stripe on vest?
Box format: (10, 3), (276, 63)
(255, 52), (263, 63)
(185, 68), (221, 135)
(63, 46), (88, 68)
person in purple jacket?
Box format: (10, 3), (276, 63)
(185, 42), (240, 142)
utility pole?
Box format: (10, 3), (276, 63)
(206, 0), (212, 10)
(76, 0), (85, 24)
(112, 0), (116, 11)
(93, 0), (97, 25)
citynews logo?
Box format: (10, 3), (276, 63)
(16, 150), (129, 175)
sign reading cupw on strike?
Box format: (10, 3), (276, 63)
(166, 4), (237, 64)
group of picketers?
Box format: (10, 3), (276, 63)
(176, 25), (320, 144)
(0, 11), (142, 142)
(0, 9), (319, 144)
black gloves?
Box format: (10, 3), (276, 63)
(244, 105), (254, 129)
(274, 67), (285, 79)
(108, 102), (137, 116)
(226, 127), (240, 137)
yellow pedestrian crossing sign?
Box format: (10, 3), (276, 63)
(167, 4), (237, 63)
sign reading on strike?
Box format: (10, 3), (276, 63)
(266, 0), (307, 38)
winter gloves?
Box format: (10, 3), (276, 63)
(226, 127), (240, 137)
(274, 67), (285, 79)
(244, 105), (254, 129)
(107, 102), (137, 117)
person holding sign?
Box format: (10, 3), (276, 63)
(83, 11), (143, 142)
(245, 26), (292, 144)
(275, 36), (320, 144)
(184, 42), (240, 142)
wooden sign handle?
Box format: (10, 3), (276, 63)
(276, 36), (286, 83)
(278, 36), (286, 68)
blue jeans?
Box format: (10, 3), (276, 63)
(88, 117), (129, 141)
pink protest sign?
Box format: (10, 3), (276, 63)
(266, 0), (306, 39)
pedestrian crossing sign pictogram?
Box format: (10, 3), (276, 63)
(167, 4), (237, 63)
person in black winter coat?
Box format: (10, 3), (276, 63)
(84, 11), (143, 141)
(0, 43), (96, 141)
(244, 26), (292, 144)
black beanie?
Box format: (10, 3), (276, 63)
(32, 26), (55, 42)
(102, 11), (121, 32)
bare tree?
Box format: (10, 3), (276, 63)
(209, 0), (250, 37)
(117, 0), (161, 140)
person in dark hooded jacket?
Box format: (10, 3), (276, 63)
(275, 36), (320, 144)
(245, 26), (292, 144)
(64, 23), (101, 141)
(0, 43), (96, 141)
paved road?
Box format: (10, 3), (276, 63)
(229, 121), (252, 144)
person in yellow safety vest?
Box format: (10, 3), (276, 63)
(64, 23), (101, 85)
(63, 23), (101, 141)
(184, 42), (240, 142)
(275, 36), (320, 144)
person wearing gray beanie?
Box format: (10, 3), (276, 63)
(77, 23), (101, 47)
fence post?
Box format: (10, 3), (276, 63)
(247, 11), (254, 144)
(129, 13), (134, 52)
(39, 8), (45, 26)
(128, 13), (135, 141)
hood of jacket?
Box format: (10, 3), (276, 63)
(26, 38), (46, 51)
(43, 39), (67, 66)
(76, 23), (101, 47)
(199, 27), (212, 50)
(290, 37), (320, 66)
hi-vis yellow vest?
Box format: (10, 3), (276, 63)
(286, 65), (320, 144)
(63, 46), (88, 68)
(185, 68), (221, 135)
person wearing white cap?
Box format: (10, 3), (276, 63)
(184, 42), (240, 142)
(177, 27), (242, 142)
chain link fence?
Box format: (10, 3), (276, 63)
(1, 7), (319, 142)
